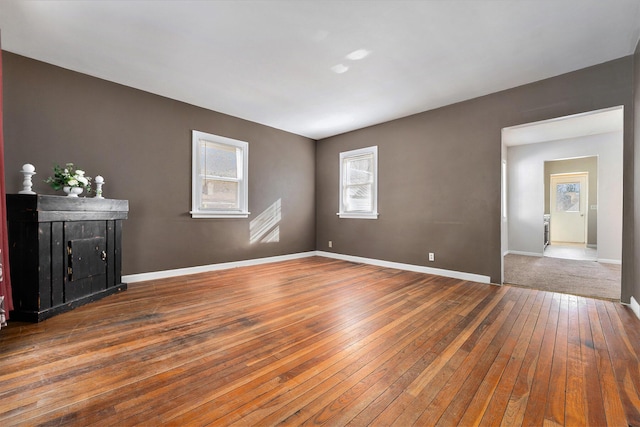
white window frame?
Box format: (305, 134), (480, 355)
(338, 146), (379, 219)
(190, 130), (249, 219)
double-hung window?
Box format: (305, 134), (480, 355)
(338, 146), (378, 219)
(191, 130), (249, 218)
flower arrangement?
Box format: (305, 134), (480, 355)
(45, 163), (92, 194)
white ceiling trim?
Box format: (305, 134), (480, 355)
(502, 106), (624, 147)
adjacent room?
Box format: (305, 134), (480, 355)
(1, 1), (640, 425)
(502, 108), (624, 300)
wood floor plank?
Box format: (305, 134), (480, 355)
(520, 291), (561, 426)
(455, 289), (538, 426)
(426, 289), (529, 426)
(601, 301), (640, 426)
(372, 288), (502, 425)
(404, 285), (511, 399)
(345, 285), (489, 427)
(0, 256), (639, 426)
(161, 273), (451, 424)
(231, 279), (478, 426)
(614, 302), (640, 358)
(564, 295), (589, 426)
(415, 290), (524, 425)
(586, 298), (629, 427)
(574, 296), (606, 426)
(477, 289), (545, 427)
(500, 291), (554, 426)
(370, 286), (511, 427)
(544, 293), (568, 426)
(276, 288), (484, 425)
(599, 299), (640, 426)
(108, 269), (432, 424)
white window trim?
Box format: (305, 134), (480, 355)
(190, 130), (250, 219)
(338, 145), (379, 220)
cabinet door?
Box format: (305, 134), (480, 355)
(64, 221), (108, 301)
(68, 237), (106, 280)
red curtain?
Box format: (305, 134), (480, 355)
(0, 38), (14, 322)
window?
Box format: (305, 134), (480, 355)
(338, 146), (378, 219)
(555, 182), (581, 212)
(191, 130), (249, 218)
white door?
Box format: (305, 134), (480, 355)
(550, 173), (588, 243)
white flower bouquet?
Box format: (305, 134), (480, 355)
(45, 163), (92, 194)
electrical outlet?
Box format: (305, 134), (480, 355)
(428, 252), (435, 262)
(328, 240), (333, 248)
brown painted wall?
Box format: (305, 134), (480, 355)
(316, 57), (635, 289)
(2, 53), (316, 275)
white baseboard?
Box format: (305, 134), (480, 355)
(123, 250), (492, 285)
(122, 250), (636, 319)
(506, 250), (543, 257)
(629, 296), (640, 320)
(597, 258), (622, 265)
(123, 251), (316, 283)
(316, 251), (491, 284)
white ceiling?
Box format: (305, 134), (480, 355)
(1, 0), (639, 140)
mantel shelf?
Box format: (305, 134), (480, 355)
(7, 194), (129, 222)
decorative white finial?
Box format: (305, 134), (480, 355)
(94, 175), (105, 199)
(19, 164), (36, 194)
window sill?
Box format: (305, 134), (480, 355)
(337, 212), (379, 220)
(191, 211), (250, 219)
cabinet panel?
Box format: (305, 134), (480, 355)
(8, 220), (39, 312)
(38, 224), (52, 310)
(51, 222), (64, 307)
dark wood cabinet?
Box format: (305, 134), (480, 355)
(6, 194), (128, 322)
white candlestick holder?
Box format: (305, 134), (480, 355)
(94, 175), (105, 199)
(19, 164), (36, 194)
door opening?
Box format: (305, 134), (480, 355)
(550, 172), (588, 245)
(501, 106), (623, 301)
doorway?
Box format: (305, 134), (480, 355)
(501, 106), (623, 300)
(543, 156), (599, 262)
(550, 172), (588, 244)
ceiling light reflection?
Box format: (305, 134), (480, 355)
(331, 64), (349, 74)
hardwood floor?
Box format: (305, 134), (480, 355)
(1, 256), (639, 426)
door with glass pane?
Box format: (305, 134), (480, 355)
(550, 173), (588, 243)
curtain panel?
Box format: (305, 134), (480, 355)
(0, 38), (14, 327)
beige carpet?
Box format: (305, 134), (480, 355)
(504, 254), (621, 300)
